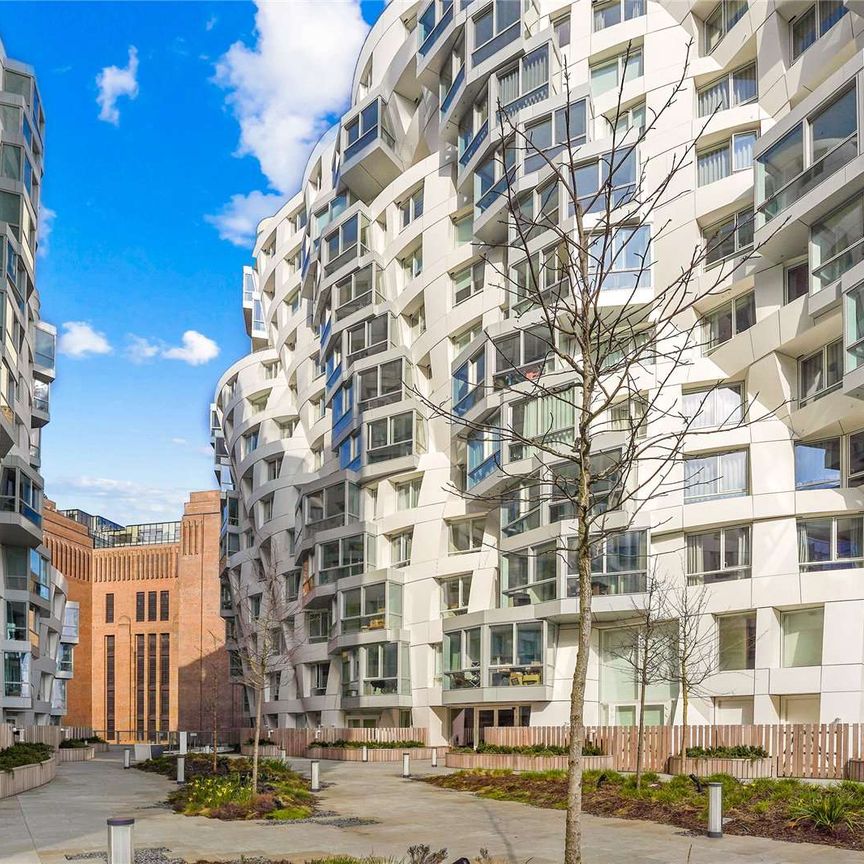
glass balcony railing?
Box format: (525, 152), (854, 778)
(441, 66), (465, 116)
(320, 317), (333, 348)
(472, 20), (519, 66)
(477, 167), (516, 214)
(419, 1), (454, 56)
(326, 361), (343, 390)
(460, 119), (489, 167)
(567, 570), (648, 597)
(3, 680), (29, 698)
(332, 409), (354, 441)
(0, 494), (42, 528)
(466, 450), (500, 488)
(488, 664), (543, 687)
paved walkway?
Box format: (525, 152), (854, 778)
(1, 750), (861, 864)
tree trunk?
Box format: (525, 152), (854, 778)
(680, 678), (689, 758)
(251, 687), (262, 794)
(635, 637), (648, 789)
(211, 692), (218, 774)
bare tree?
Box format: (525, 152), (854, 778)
(661, 583), (717, 757)
(199, 629), (227, 774)
(417, 39), (771, 864)
(232, 535), (297, 793)
(607, 571), (669, 788)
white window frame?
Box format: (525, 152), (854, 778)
(448, 516), (485, 553)
(453, 261), (485, 306)
(683, 449), (749, 502)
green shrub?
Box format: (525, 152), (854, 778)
(183, 774), (251, 812)
(0, 742), (53, 772)
(685, 745), (768, 760)
(471, 741), (603, 757)
(789, 792), (860, 833)
(307, 739), (425, 750)
(245, 738), (274, 746)
(59, 739), (91, 749)
(85, 735), (107, 744)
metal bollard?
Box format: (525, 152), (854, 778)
(179, 731), (188, 755)
(402, 751), (410, 778)
(361, 745), (368, 763)
(707, 782), (723, 838)
(107, 817), (134, 864)
(176, 755), (185, 784)
(310, 760), (320, 792)
(431, 748), (438, 769)
(123, 749), (130, 770)
(280, 748), (287, 765)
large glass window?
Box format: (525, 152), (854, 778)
(570, 148), (637, 216)
(347, 313), (388, 364)
(718, 613), (756, 671)
(795, 438), (841, 489)
(358, 359), (403, 411)
(686, 525), (751, 583)
(492, 326), (551, 388)
(792, 2), (848, 61)
(318, 534), (368, 582)
(684, 450), (749, 501)
(523, 101), (587, 173)
(443, 627), (481, 689)
(576, 530), (647, 597)
(448, 517), (485, 553)
(703, 208), (754, 266)
(587, 225), (651, 290)
(453, 349), (486, 415)
(342, 582), (401, 632)
(799, 339), (842, 405)
(697, 132), (756, 185)
(497, 45), (550, 115)
(501, 481), (542, 536)
(682, 384), (743, 429)
(467, 417), (502, 488)
(798, 516), (864, 571)
(703, 292), (755, 350)
(367, 412), (415, 463)
(489, 622), (543, 686)
(441, 573), (472, 617)
(593, 0), (645, 30)
(590, 47), (643, 96)
(501, 542), (557, 605)
(704, 1), (747, 53)
(697, 63), (757, 116)
(812, 194), (864, 292)
(453, 262), (484, 306)
(471, 0), (521, 65)
(509, 389), (574, 460)
(781, 608), (824, 667)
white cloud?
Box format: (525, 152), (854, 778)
(205, 190), (284, 247)
(205, 15), (218, 32)
(37, 206), (56, 258)
(209, 1), (368, 243)
(170, 437), (189, 446)
(162, 330), (220, 366)
(58, 321), (112, 358)
(125, 334), (160, 364)
(96, 46), (139, 125)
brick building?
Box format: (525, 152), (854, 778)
(43, 490), (240, 739)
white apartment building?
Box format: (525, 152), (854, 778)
(212, 0), (864, 745)
(0, 38), (70, 727)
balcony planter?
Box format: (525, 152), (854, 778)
(846, 759), (864, 781)
(239, 744), (282, 758)
(57, 745), (95, 763)
(446, 752), (612, 772)
(0, 756), (56, 799)
(667, 755), (774, 779)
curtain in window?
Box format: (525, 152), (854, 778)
(720, 450), (747, 494)
(522, 46), (548, 95)
(698, 80), (727, 117)
(591, 61), (618, 96)
(498, 66), (519, 106)
(697, 145), (730, 186)
(733, 133), (756, 171)
(732, 64), (757, 105)
(684, 455), (717, 499)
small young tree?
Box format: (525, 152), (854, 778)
(199, 629), (227, 773)
(418, 38), (771, 864)
(232, 536), (296, 793)
(661, 583), (717, 757)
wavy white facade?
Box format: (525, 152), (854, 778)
(213, 0), (864, 743)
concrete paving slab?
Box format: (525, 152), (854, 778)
(0, 750), (861, 864)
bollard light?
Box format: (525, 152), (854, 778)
(361, 745), (368, 763)
(280, 748), (287, 765)
(123, 749), (131, 770)
(107, 817), (134, 864)
(310, 760), (320, 792)
(402, 751), (410, 778)
(707, 782), (723, 838)
(176, 755), (185, 784)
(431, 748), (438, 769)
(179, 731), (188, 755)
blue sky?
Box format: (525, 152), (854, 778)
(0, 1), (384, 524)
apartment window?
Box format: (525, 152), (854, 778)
(799, 339), (842, 405)
(4, 600), (25, 640)
(703, 208), (754, 266)
(781, 607), (824, 667)
(501, 481), (542, 536)
(553, 13), (570, 47)
(497, 45), (550, 115)
(311, 662), (330, 697)
(319, 534), (368, 581)
(682, 383), (743, 430)
(242, 428), (259, 458)
(408, 305), (426, 339)
(610, 394), (647, 438)
(452, 323), (481, 355)
(342, 582), (398, 633)
(159, 633), (169, 730)
(570, 148), (637, 215)
(367, 411), (415, 463)
(489, 622), (543, 686)
(453, 212), (473, 245)
(703, 291), (755, 350)
(604, 101), (646, 138)
(402, 246), (423, 281)
(795, 438), (840, 489)
(684, 449), (749, 502)
(266, 458), (280, 481)
(358, 359), (403, 410)
(475, 140), (517, 212)
(146, 591), (156, 621)
(493, 326), (551, 389)
(718, 613), (756, 671)
(697, 132), (756, 186)
(443, 627), (482, 689)
(812, 194), (864, 292)
(467, 417), (502, 487)
(348, 314), (388, 363)
(757, 84), (857, 221)
(588, 225), (651, 290)
(502, 542), (557, 604)
(798, 516), (864, 571)
(792, 2), (848, 61)
(472, 0), (521, 65)
(105, 593), (114, 624)
(697, 63), (757, 117)
(449, 517), (485, 553)
(524, 101), (587, 174)
(159, 591), (169, 621)
(308, 610), (330, 643)
(575, 530), (648, 597)
(135, 591), (145, 622)
(590, 47), (643, 97)
(441, 573), (472, 616)
(390, 530), (413, 567)
(686, 525), (751, 584)
(306, 481), (360, 527)
(704, 1), (747, 53)
(453, 262), (484, 306)
(850, 430), (864, 484)
(785, 261), (809, 304)
(135, 633), (145, 736)
(339, 432), (361, 470)
(594, 0), (645, 31)
(399, 186), (424, 229)
(510, 389), (574, 460)
(325, 213), (365, 270)
(395, 477), (422, 509)
(453, 349), (486, 415)
(336, 265), (376, 318)
(260, 495), (274, 523)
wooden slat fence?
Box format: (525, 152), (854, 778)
(483, 723), (864, 779)
(0, 724), (13, 749)
(256, 726), (428, 757)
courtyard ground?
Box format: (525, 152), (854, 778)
(1, 749), (862, 864)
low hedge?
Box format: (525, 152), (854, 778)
(308, 739), (425, 750)
(0, 742), (53, 772)
(451, 741), (604, 757)
(685, 745), (769, 760)
(59, 739), (92, 749)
